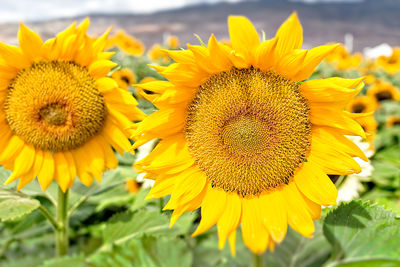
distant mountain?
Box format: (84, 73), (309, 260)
(0, 0), (399, 51)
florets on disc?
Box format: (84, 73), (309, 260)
(5, 61), (106, 152)
(185, 68), (311, 197)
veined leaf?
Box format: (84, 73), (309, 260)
(323, 200), (400, 267)
(0, 188), (40, 221)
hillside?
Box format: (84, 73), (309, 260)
(0, 0), (399, 51)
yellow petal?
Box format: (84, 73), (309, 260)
(145, 173), (176, 200)
(4, 145), (35, 185)
(313, 126), (368, 161)
(259, 190), (288, 243)
(165, 49), (195, 64)
(292, 44), (339, 81)
(169, 167), (207, 208)
(228, 16), (260, 64)
(0, 43), (31, 69)
(135, 134), (194, 175)
(228, 230), (237, 257)
(275, 12), (303, 57)
(208, 34), (232, 71)
(18, 23), (43, 61)
(310, 108), (366, 138)
(37, 150), (55, 191)
(217, 193), (242, 250)
(255, 37), (278, 71)
(103, 119), (132, 154)
(275, 49), (308, 79)
(241, 197), (270, 254)
(73, 146), (95, 186)
(89, 59), (117, 79)
(283, 182), (315, 237)
(187, 44), (219, 74)
(85, 139), (105, 182)
(54, 152), (72, 192)
(169, 185), (207, 227)
(0, 135), (25, 162)
(295, 161), (338, 206)
(192, 184), (227, 236)
(64, 151), (77, 188)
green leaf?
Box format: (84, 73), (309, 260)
(40, 255), (86, 267)
(90, 236), (192, 267)
(323, 200), (400, 266)
(0, 189), (40, 221)
(264, 222), (330, 267)
(193, 227), (252, 267)
(103, 210), (181, 246)
(0, 167), (12, 186)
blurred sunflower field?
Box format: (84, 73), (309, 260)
(0, 9), (400, 267)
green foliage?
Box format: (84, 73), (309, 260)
(40, 255), (86, 267)
(90, 236), (193, 267)
(102, 210), (181, 246)
(323, 200), (400, 266)
(0, 189), (40, 221)
(264, 223), (330, 267)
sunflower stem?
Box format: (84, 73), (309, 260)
(252, 253), (264, 267)
(55, 187), (69, 257)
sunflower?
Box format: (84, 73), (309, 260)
(325, 44), (362, 71)
(346, 96), (377, 114)
(0, 20), (145, 191)
(166, 35), (180, 49)
(107, 30), (145, 57)
(133, 13), (366, 254)
(111, 68), (136, 90)
(134, 77), (156, 99)
(148, 44), (171, 64)
(125, 178), (141, 194)
(367, 80), (400, 103)
(386, 116), (400, 127)
(377, 47), (400, 75)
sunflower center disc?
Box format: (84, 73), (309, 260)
(185, 68), (311, 197)
(5, 61), (106, 152)
(375, 91), (392, 101)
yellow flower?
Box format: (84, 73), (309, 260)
(133, 14), (366, 254)
(367, 79), (400, 103)
(148, 44), (171, 64)
(359, 60), (377, 85)
(107, 30), (145, 57)
(166, 35), (180, 49)
(325, 44), (362, 70)
(364, 74), (376, 85)
(125, 178), (141, 194)
(0, 20), (145, 191)
(134, 77), (157, 99)
(346, 96), (378, 114)
(140, 77), (156, 84)
(377, 47), (400, 75)
(111, 68), (136, 90)
(386, 116), (400, 128)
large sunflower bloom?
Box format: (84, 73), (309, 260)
(133, 14), (366, 254)
(0, 20), (145, 191)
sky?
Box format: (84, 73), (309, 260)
(0, 0), (244, 23)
